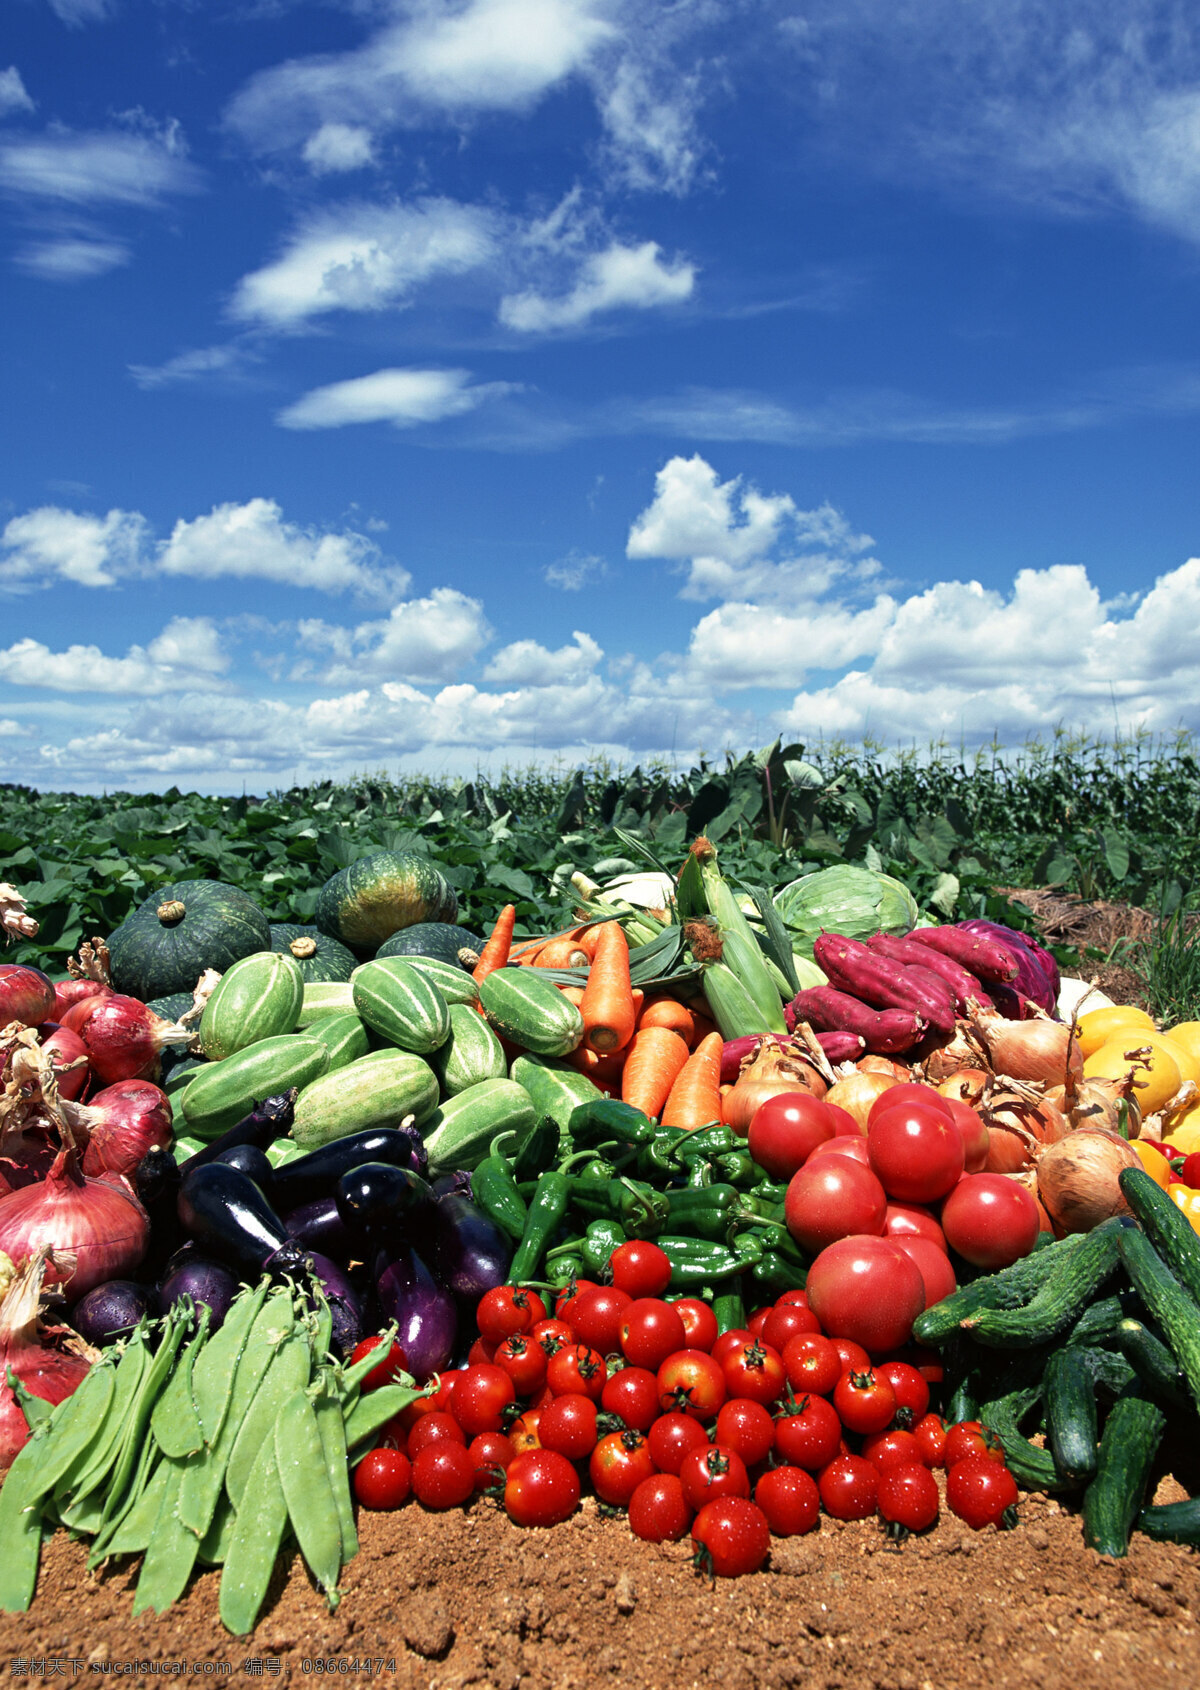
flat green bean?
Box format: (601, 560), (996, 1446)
(132, 1459), (200, 1618)
(343, 1382), (417, 1454)
(62, 1332), (148, 1505)
(23, 1362), (116, 1505)
(0, 1442), (48, 1613)
(101, 1312), (190, 1529)
(218, 1436), (289, 1636)
(190, 1280), (269, 1447)
(276, 1390), (341, 1607)
(91, 1457), (168, 1562)
(198, 1495), (238, 1567)
(225, 1329), (311, 1509)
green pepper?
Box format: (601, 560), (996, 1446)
(572, 1157), (617, 1184)
(750, 1252), (807, 1295)
(471, 1155), (528, 1243)
(544, 1253), (585, 1290)
(749, 1179), (787, 1205)
(685, 1158), (714, 1189)
(676, 1125), (738, 1162)
(656, 1237), (748, 1290)
(568, 1099), (656, 1149)
(570, 1178), (669, 1239)
(712, 1288), (746, 1335)
(664, 1185), (743, 1241)
(713, 1150), (757, 1188)
(513, 1116), (561, 1183)
(580, 1219), (627, 1277)
(510, 1170), (573, 1282)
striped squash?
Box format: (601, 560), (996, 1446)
(199, 951), (304, 1061)
(423, 1079), (538, 1176)
(304, 1010), (370, 1071)
(509, 1054), (603, 1131)
(433, 1002), (507, 1096)
(291, 1050), (439, 1149)
(350, 957), (451, 1054)
(479, 968), (583, 1056)
(181, 1035), (330, 1140)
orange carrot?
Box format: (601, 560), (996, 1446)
(559, 984), (585, 1006)
(637, 997), (696, 1045)
(580, 922), (636, 1054)
(473, 904), (516, 983)
(689, 1012), (719, 1047)
(532, 937), (591, 969)
(620, 1026), (690, 1119)
(630, 988), (644, 1023)
(660, 1031), (724, 1130)
(574, 921), (612, 960)
(570, 1044), (628, 1083)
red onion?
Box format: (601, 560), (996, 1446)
(0, 1148), (149, 1300)
(52, 979), (112, 1022)
(71, 994), (190, 1085)
(72, 1080), (173, 1177)
(0, 1246), (92, 1470)
(38, 1024), (90, 1102)
(0, 964), (56, 1030)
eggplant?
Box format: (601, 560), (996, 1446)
(283, 1196), (357, 1260)
(177, 1090), (298, 1175)
(418, 1193), (511, 1301)
(133, 1146), (184, 1277)
(430, 1170), (473, 1200)
(374, 1246), (457, 1381)
(70, 1279), (151, 1346)
(335, 1163), (431, 1242)
(177, 1162), (305, 1277)
(269, 1127), (426, 1213)
(157, 1253), (239, 1330)
(214, 1143), (275, 1187)
(299, 1250), (363, 1358)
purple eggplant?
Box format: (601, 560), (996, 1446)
(374, 1246), (457, 1381)
(418, 1193), (511, 1301)
(177, 1090), (298, 1175)
(299, 1250), (363, 1358)
(269, 1127), (426, 1213)
(335, 1163), (431, 1243)
(157, 1253), (240, 1330)
(283, 1196), (357, 1261)
(71, 1279), (151, 1346)
(214, 1143), (275, 1187)
(178, 1162), (305, 1278)
(430, 1170), (473, 1200)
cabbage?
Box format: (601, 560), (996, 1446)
(773, 865), (919, 956)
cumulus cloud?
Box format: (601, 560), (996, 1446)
(298, 589), (492, 683)
(499, 239), (695, 332)
(302, 123), (376, 175)
(0, 69), (35, 118)
(0, 617), (229, 695)
(483, 630), (602, 684)
(277, 366), (516, 431)
(1, 505), (148, 589)
(0, 122), (202, 207)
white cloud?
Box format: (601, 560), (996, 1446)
(0, 124), (202, 207)
(0, 617), (229, 696)
(15, 235), (128, 278)
(158, 500), (409, 600)
(298, 589), (492, 683)
(499, 239), (694, 332)
(483, 630), (603, 684)
(277, 366), (515, 430)
(1, 505), (148, 589)
(0, 69), (35, 118)
(593, 51), (702, 195)
(302, 123), (375, 175)
(231, 198), (495, 327)
(683, 599), (897, 690)
(545, 550), (606, 590)
(0, 719), (25, 737)
(128, 345), (245, 389)
(46, 0), (112, 23)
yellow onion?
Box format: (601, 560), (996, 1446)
(938, 1068), (989, 1108)
(972, 1007), (1082, 1088)
(825, 1070), (899, 1132)
(1043, 1071), (1141, 1140)
(856, 1055), (911, 1081)
(722, 1038), (827, 1136)
(1036, 1128), (1140, 1234)
(981, 1087), (1069, 1173)
(919, 1020), (991, 1085)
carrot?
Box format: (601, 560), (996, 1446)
(473, 904), (516, 984)
(620, 1026), (690, 1119)
(637, 997), (696, 1045)
(574, 921), (613, 961)
(533, 937), (591, 969)
(580, 922), (636, 1054)
(690, 1012), (719, 1047)
(630, 988), (644, 1023)
(660, 1031), (724, 1130)
(559, 984), (585, 1007)
(570, 1044), (628, 1083)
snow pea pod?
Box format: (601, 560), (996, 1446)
(276, 1390), (342, 1606)
(225, 1327), (312, 1509)
(218, 1436), (288, 1636)
(132, 1458), (200, 1617)
(151, 1305), (211, 1459)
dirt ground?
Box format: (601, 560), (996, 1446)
(1, 1476), (1196, 1690)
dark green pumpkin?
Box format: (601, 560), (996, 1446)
(270, 923), (358, 984)
(375, 921), (484, 972)
(147, 992), (193, 1024)
(107, 879), (270, 1001)
(315, 852), (458, 955)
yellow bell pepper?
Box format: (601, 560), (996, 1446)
(1169, 1185), (1200, 1234)
(1131, 1140), (1171, 1188)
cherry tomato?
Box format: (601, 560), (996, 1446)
(833, 1368), (897, 1434)
(610, 1240), (672, 1298)
(755, 1465), (820, 1537)
(406, 1412), (466, 1459)
(719, 1338), (786, 1406)
(940, 1174), (1040, 1270)
(775, 1288), (810, 1308)
(411, 1442), (476, 1510)
(620, 1299), (688, 1370)
(451, 1364), (516, 1437)
(761, 1303), (821, 1352)
(508, 1409), (542, 1454)
(946, 1457), (1019, 1529)
(691, 1497), (771, 1577)
(773, 1394), (842, 1471)
(944, 1421), (1006, 1467)
(1181, 1151), (1200, 1190)
(874, 1361), (930, 1426)
(477, 1285), (541, 1346)
(590, 1428), (657, 1506)
(711, 1328), (754, 1367)
(714, 1398), (776, 1467)
(658, 1349), (728, 1419)
(748, 1091), (838, 1180)
(868, 1082), (955, 1127)
(817, 1453), (878, 1521)
(354, 1448), (412, 1509)
(467, 1337), (496, 1366)
(569, 1286), (633, 1356)
(628, 1473), (693, 1543)
(546, 1343), (608, 1401)
(861, 1428), (924, 1473)
(806, 1236), (926, 1353)
(349, 1335), (410, 1392)
(554, 1279), (599, 1324)
(912, 1412), (947, 1467)
(782, 1333), (842, 1398)
(601, 1366), (660, 1432)
(493, 1334), (548, 1397)
(503, 1448), (581, 1527)
(829, 1337), (871, 1376)
(785, 1157), (888, 1253)
(679, 1443), (752, 1511)
(877, 1462), (939, 1534)
(646, 1410), (710, 1476)
(531, 1318), (575, 1356)
(536, 1393), (598, 1460)
(671, 1298), (719, 1352)
(396, 1369), (462, 1431)
(747, 1307), (772, 1337)
(467, 1432), (514, 1490)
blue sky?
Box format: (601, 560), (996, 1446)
(3, 0), (1200, 793)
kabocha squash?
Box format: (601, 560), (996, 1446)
(108, 879), (270, 1000)
(376, 921), (484, 971)
(269, 924), (357, 984)
(315, 852), (457, 954)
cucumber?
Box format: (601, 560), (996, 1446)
(422, 1079), (538, 1177)
(304, 1011), (369, 1071)
(291, 1050), (439, 1149)
(350, 957), (451, 1055)
(400, 956), (480, 1008)
(1066, 1291), (1141, 1348)
(961, 1220), (1122, 1349)
(1116, 1226), (1200, 1413)
(1082, 1390), (1167, 1557)
(912, 1235), (1085, 1346)
(1115, 1317), (1189, 1409)
(432, 1002), (506, 1096)
(982, 1388), (1077, 1493)
(180, 1036), (330, 1140)
(509, 1054), (603, 1133)
(1043, 1347), (1099, 1485)
(295, 982), (355, 1025)
(199, 951), (304, 1062)
(479, 968), (584, 1056)
(1119, 1166), (1200, 1304)
(1139, 1497), (1200, 1545)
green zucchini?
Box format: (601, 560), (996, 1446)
(296, 982), (355, 1025)
(1138, 1496), (1200, 1545)
(1082, 1389), (1167, 1557)
(199, 951), (304, 1061)
(350, 957), (450, 1055)
(1043, 1347), (1099, 1485)
(1115, 1317), (1189, 1409)
(912, 1234), (1085, 1347)
(479, 968), (584, 1056)
(509, 1054), (602, 1134)
(961, 1220), (1122, 1349)
(304, 1011), (369, 1071)
(291, 1050), (439, 1149)
(1116, 1226), (1200, 1412)
(422, 1079), (538, 1177)
(180, 1036), (330, 1140)
(432, 1002), (506, 1096)
(1119, 1166), (1200, 1304)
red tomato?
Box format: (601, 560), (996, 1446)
(719, 1338), (787, 1407)
(942, 1098), (990, 1173)
(620, 1300), (687, 1370)
(818, 1453), (878, 1521)
(503, 1448), (581, 1527)
(878, 1461), (939, 1533)
(883, 1201), (947, 1251)
(467, 1432), (514, 1489)
(833, 1368), (897, 1434)
(945, 1421), (1006, 1467)
(940, 1174), (1040, 1270)
(711, 1328), (754, 1366)
(466, 1337), (495, 1367)
(807, 1135), (872, 1166)
(396, 1369), (461, 1431)
(609, 1240), (672, 1298)
(773, 1393), (842, 1471)
(714, 1398), (776, 1467)
(748, 1091), (837, 1180)
(451, 1365), (516, 1437)
(411, 1442), (476, 1510)
(867, 1103), (964, 1203)
(775, 1288), (810, 1308)
(628, 1473), (693, 1543)
(657, 1349), (727, 1419)
(354, 1448), (412, 1510)
(946, 1457), (1019, 1529)
(761, 1303), (821, 1352)
(493, 1334), (548, 1397)
(349, 1335), (410, 1392)
(806, 1235), (926, 1353)
(477, 1285), (540, 1346)
(679, 1443), (752, 1510)
(590, 1429), (657, 1506)
(671, 1298), (719, 1352)
(747, 1307), (772, 1337)
(508, 1409), (542, 1454)
(755, 1465), (820, 1537)
(537, 1393), (598, 1460)
(782, 1332), (842, 1397)
(554, 1279), (599, 1324)
(600, 1366), (660, 1432)
(829, 1336), (871, 1375)
(912, 1412), (947, 1467)
(1181, 1151), (1200, 1189)
(646, 1410), (709, 1476)
(861, 1428), (924, 1472)
(531, 1317), (575, 1353)
(785, 1158), (887, 1253)
(569, 1286), (632, 1356)
(874, 1361), (930, 1425)
(406, 1412), (466, 1459)
(892, 1236), (958, 1309)
(691, 1497), (771, 1577)
(869, 1081), (954, 1123)
(545, 1344), (608, 1400)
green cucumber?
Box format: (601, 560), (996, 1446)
(350, 957), (451, 1055)
(1082, 1389), (1167, 1557)
(1043, 1347), (1099, 1485)
(180, 1036), (330, 1140)
(296, 982), (355, 1025)
(960, 1220), (1121, 1349)
(432, 1002), (506, 1096)
(912, 1234), (1084, 1347)
(291, 1050), (439, 1149)
(480, 968), (584, 1056)
(423, 1079), (537, 1176)
(304, 1011), (369, 1071)
(1067, 1292), (1140, 1348)
(1116, 1226), (1200, 1413)
(1115, 1317), (1189, 1408)
(1119, 1166), (1200, 1304)
(1139, 1497), (1200, 1545)
(199, 951), (304, 1061)
(510, 1053), (603, 1133)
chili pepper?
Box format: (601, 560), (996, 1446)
(513, 1116), (561, 1183)
(664, 1185), (743, 1240)
(713, 1150), (757, 1188)
(570, 1178), (670, 1239)
(750, 1252), (808, 1295)
(675, 1125), (738, 1162)
(749, 1179), (788, 1205)
(471, 1155), (528, 1243)
(580, 1218), (627, 1277)
(573, 1157), (617, 1184)
(740, 1224), (807, 1273)
(685, 1158), (714, 1189)
(544, 1253), (585, 1289)
(656, 1237), (749, 1290)
(712, 1288), (746, 1335)
(510, 1170), (573, 1282)
(568, 1099), (656, 1149)
(636, 1129), (689, 1183)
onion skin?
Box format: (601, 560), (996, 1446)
(0, 1247), (92, 1470)
(0, 1153), (149, 1301)
(72, 995), (188, 1086)
(723, 1038), (827, 1135)
(51, 980), (112, 1022)
(75, 1080), (173, 1177)
(38, 1024), (90, 1103)
(1036, 1128), (1140, 1234)
(824, 1070), (898, 1132)
(0, 965), (56, 1030)
(973, 1008), (1082, 1088)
